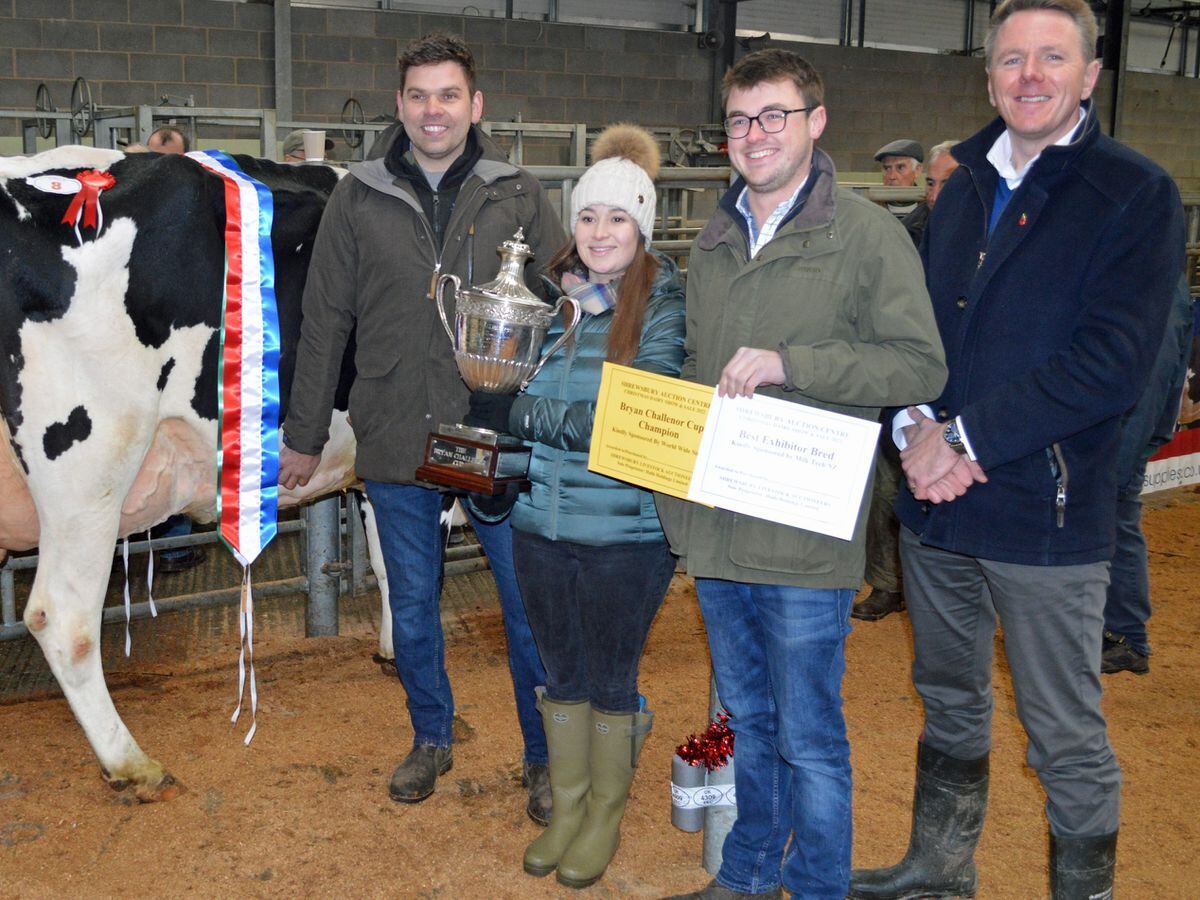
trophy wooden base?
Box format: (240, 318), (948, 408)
(414, 424), (532, 495)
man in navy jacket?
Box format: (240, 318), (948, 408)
(850, 2), (1185, 899)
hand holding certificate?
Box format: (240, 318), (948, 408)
(688, 390), (879, 540)
(589, 363), (880, 540)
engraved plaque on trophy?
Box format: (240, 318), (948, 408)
(415, 229), (582, 495)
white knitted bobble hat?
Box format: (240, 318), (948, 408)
(569, 124), (661, 245)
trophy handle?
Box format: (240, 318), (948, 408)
(522, 296), (583, 390)
(434, 273), (461, 343)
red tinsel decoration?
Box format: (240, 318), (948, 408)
(675, 710), (735, 772)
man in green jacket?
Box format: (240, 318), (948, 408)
(277, 33), (562, 822)
(659, 49), (946, 900)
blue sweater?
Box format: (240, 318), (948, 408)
(897, 105), (1186, 565)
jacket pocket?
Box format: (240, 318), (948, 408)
(355, 343), (405, 379)
(1047, 443), (1068, 528)
(729, 514), (836, 576)
(355, 302), (425, 378)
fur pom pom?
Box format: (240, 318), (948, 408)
(590, 124), (660, 181)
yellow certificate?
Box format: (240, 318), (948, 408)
(588, 362), (712, 499)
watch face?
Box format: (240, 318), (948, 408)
(944, 422), (965, 452)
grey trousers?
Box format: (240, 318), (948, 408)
(900, 527), (1121, 837)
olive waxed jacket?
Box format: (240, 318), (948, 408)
(283, 127), (564, 482)
(655, 149), (947, 588)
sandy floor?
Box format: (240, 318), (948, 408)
(0, 491), (1196, 898)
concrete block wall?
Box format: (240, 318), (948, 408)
(1120, 72), (1200, 190)
(285, 7), (713, 164)
(0, 0), (277, 126)
(0, 1), (1195, 189)
(0, 1), (711, 143)
(778, 42), (998, 176)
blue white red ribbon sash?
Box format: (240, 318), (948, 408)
(187, 150), (280, 567)
(187, 149), (280, 744)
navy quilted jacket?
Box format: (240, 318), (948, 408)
(896, 105), (1186, 565)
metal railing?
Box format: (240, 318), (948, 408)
(0, 494), (486, 642)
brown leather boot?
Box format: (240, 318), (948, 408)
(387, 744), (452, 803)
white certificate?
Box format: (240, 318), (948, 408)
(687, 392), (881, 541)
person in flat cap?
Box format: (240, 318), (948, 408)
(282, 129), (334, 162)
(875, 138), (925, 219)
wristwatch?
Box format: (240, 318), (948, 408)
(943, 420), (968, 455)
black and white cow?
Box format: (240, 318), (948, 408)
(0, 146), (374, 801)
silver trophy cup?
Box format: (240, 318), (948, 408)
(415, 229), (582, 494)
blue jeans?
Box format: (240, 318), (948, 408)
(1107, 277), (1194, 655)
(512, 530), (674, 712)
(696, 579), (855, 899)
(363, 480), (547, 764)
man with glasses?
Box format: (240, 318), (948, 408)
(658, 48), (946, 900)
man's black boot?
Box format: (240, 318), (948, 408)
(851, 589), (905, 621)
(849, 742), (989, 899)
(1050, 831), (1117, 900)
(1101, 630), (1149, 675)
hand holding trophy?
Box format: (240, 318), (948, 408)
(415, 228), (582, 494)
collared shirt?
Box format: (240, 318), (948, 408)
(735, 175), (810, 260)
(986, 106), (1087, 190)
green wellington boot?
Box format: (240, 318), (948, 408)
(555, 705), (653, 889)
(523, 696), (591, 877)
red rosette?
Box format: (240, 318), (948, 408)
(61, 169), (116, 231)
(675, 709), (735, 772)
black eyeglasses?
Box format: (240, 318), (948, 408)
(722, 106), (817, 139)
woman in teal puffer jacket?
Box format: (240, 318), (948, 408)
(472, 125), (684, 891)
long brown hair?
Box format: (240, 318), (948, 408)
(546, 238), (660, 366)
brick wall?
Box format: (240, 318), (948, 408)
(0, 0), (277, 119)
(1, 0), (1196, 188)
(1119, 72), (1200, 191)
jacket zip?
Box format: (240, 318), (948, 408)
(466, 223), (475, 284)
(421, 183), (485, 299)
(1047, 443), (1069, 528)
(960, 162), (990, 272)
(548, 329), (580, 540)
(976, 180), (990, 271)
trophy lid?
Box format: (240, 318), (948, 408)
(469, 228), (544, 309)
